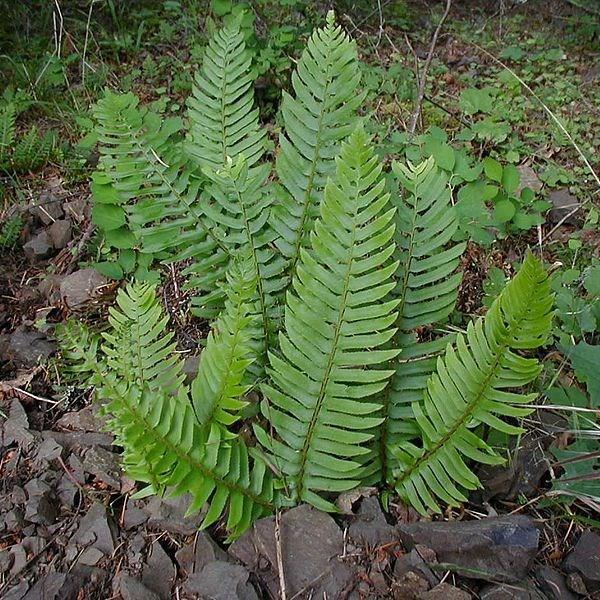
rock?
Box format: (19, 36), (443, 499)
(0, 549), (14, 573)
(3, 581), (29, 600)
(72, 502), (115, 555)
(48, 218), (72, 249)
(392, 571), (431, 599)
(563, 531), (600, 594)
(421, 582), (472, 599)
(123, 503), (148, 530)
(176, 531), (228, 575)
(23, 231), (53, 260)
(229, 504), (355, 599)
(565, 573), (588, 596)
(21, 573), (69, 600)
(83, 446), (122, 490)
(29, 196), (64, 225)
(59, 268), (107, 308)
(43, 429), (114, 450)
(185, 561), (259, 600)
(57, 406), (106, 432)
(533, 566), (576, 600)
(115, 573), (161, 600)
(517, 165), (542, 194)
(63, 197), (90, 223)
(144, 494), (205, 535)
(347, 496), (397, 547)
(1, 399), (35, 449)
(33, 437), (63, 466)
(9, 544), (27, 576)
(37, 274), (65, 303)
(394, 547), (439, 587)
(480, 582), (545, 599)
(77, 547), (105, 566)
(183, 354), (200, 383)
(396, 515), (539, 584)
(24, 479), (58, 525)
(548, 189), (581, 226)
(142, 541), (176, 599)
(6, 328), (55, 368)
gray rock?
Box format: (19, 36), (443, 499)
(72, 502), (115, 555)
(348, 496), (396, 547)
(123, 504), (148, 530)
(392, 571), (431, 599)
(23, 231), (53, 260)
(37, 274), (65, 303)
(29, 190), (64, 224)
(548, 189), (581, 225)
(1, 399), (34, 449)
(33, 437), (63, 466)
(3, 581), (29, 600)
(6, 328), (55, 368)
(144, 493), (205, 535)
(394, 547), (439, 587)
(115, 573), (161, 600)
(63, 197), (89, 223)
(9, 544), (27, 576)
(0, 549), (14, 573)
(56, 406), (106, 432)
(48, 218), (72, 249)
(176, 531), (228, 575)
(83, 446), (121, 490)
(480, 582), (545, 599)
(229, 504), (355, 599)
(396, 515), (539, 584)
(24, 479), (58, 525)
(183, 354), (200, 383)
(59, 268), (107, 308)
(517, 165), (542, 194)
(533, 566), (576, 600)
(43, 429), (114, 450)
(185, 561), (259, 600)
(77, 547), (105, 566)
(563, 531), (600, 594)
(142, 541), (176, 599)
(22, 573), (69, 600)
(421, 582), (472, 599)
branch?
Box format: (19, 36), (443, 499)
(408, 0), (452, 135)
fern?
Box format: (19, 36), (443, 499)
(255, 128), (400, 510)
(186, 20), (266, 169)
(391, 252), (554, 514)
(375, 158), (466, 482)
(11, 127), (55, 172)
(271, 10), (363, 282)
(0, 214), (23, 250)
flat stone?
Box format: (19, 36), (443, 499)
(33, 438), (63, 466)
(4, 581), (30, 600)
(83, 446), (122, 490)
(6, 328), (55, 368)
(42, 430), (114, 450)
(142, 541), (176, 598)
(56, 406), (106, 432)
(517, 165), (542, 194)
(392, 570), (431, 599)
(24, 479), (58, 525)
(77, 547), (105, 566)
(1, 399), (35, 449)
(59, 268), (107, 308)
(183, 355), (200, 383)
(23, 231), (53, 260)
(394, 547), (439, 587)
(229, 504), (355, 599)
(480, 582), (545, 599)
(37, 274), (65, 303)
(533, 566), (576, 600)
(421, 582), (471, 599)
(144, 493), (205, 535)
(48, 218), (72, 249)
(347, 496), (397, 547)
(176, 531), (228, 575)
(0, 549), (14, 573)
(123, 504), (148, 530)
(185, 561), (259, 600)
(115, 573), (161, 600)
(563, 530), (600, 594)
(396, 515), (539, 584)
(72, 502), (115, 555)
(548, 189), (581, 226)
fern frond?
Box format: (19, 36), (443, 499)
(55, 319), (102, 383)
(0, 102), (16, 168)
(376, 158), (466, 481)
(200, 157), (286, 360)
(11, 127), (55, 172)
(186, 20), (266, 169)
(97, 282), (275, 537)
(392, 252), (553, 514)
(271, 11), (363, 280)
(255, 128), (400, 510)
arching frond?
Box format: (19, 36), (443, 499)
(255, 129), (399, 510)
(374, 158), (466, 481)
(271, 11), (363, 282)
(186, 20), (266, 169)
(0, 102), (16, 168)
(391, 252), (553, 514)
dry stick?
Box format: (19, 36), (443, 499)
(82, 0), (97, 88)
(408, 0), (452, 135)
(274, 511), (287, 600)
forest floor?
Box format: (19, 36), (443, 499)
(1, 1), (599, 599)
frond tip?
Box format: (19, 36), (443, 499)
(391, 252), (554, 514)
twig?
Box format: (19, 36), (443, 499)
(408, 0), (452, 135)
(541, 199), (590, 243)
(275, 511), (287, 600)
(82, 0), (98, 88)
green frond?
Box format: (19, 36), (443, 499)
(271, 11), (363, 280)
(191, 255), (258, 426)
(93, 90), (232, 318)
(55, 319), (102, 383)
(94, 281), (275, 538)
(199, 156), (286, 358)
(392, 252), (554, 514)
(0, 102), (17, 168)
(186, 20), (266, 169)
(255, 128), (400, 510)
(376, 158), (466, 481)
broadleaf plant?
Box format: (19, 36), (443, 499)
(63, 12), (555, 538)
